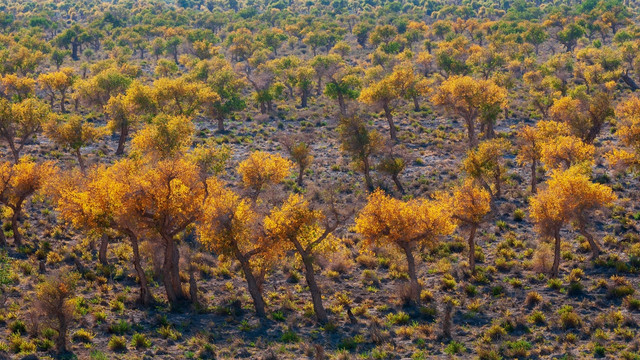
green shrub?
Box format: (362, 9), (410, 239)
(108, 336), (127, 352)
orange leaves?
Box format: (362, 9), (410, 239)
(432, 75), (507, 118)
(530, 166), (616, 238)
(0, 158), (57, 209)
(355, 189), (454, 249)
(237, 151), (292, 195)
(446, 179), (491, 226)
(198, 179), (257, 256)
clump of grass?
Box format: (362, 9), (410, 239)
(108, 336), (127, 352)
(131, 333), (151, 349)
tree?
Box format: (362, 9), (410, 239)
(324, 65), (362, 116)
(105, 81), (156, 156)
(36, 270), (77, 353)
(193, 57), (246, 132)
(0, 74), (35, 101)
(52, 164), (152, 305)
(540, 135), (595, 171)
(359, 72), (402, 142)
(549, 92), (613, 143)
(525, 25), (548, 55)
(38, 68), (75, 112)
(55, 24), (89, 60)
(377, 153), (406, 194)
(607, 96), (640, 171)
(556, 23), (585, 52)
(432, 75), (507, 147)
(131, 114), (194, 160)
(152, 77), (215, 117)
(263, 193), (340, 324)
(281, 137), (313, 188)
(337, 116), (383, 191)
(445, 179), (491, 273)
(50, 49), (70, 70)
(237, 151), (292, 200)
(463, 138), (511, 200)
(0, 159), (57, 246)
(355, 190), (454, 302)
(0, 98), (51, 163)
(198, 179), (268, 317)
(530, 166), (616, 277)
(44, 115), (102, 172)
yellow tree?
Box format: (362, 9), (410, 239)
(530, 166), (616, 277)
(51, 162), (153, 305)
(549, 91), (614, 144)
(263, 194), (341, 324)
(198, 179), (269, 317)
(130, 114), (194, 160)
(462, 138), (511, 200)
(607, 96), (640, 171)
(515, 121), (571, 193)
(44, 115), (102, 172)
(0, 74), (35, 101)
(445, 179), (491, 273)
(38, 67), (75, 112)
(281, 137), (313, 188)
(540, 135), (595, 171)
(152, 77), (217, 117)
(105, 81), (156, 155)
(0, 98), (51, 163)
(0, 159), (57, 246)
(236, 151), (292, 200)
(355, 190), (455, 301)
(432, 75), (507, 147)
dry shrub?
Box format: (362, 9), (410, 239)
(532, 242), (553, 274)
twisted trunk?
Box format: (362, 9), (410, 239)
(126, 231), (152, 306)
(578, 220), (601, 259)
(552, 230), (561, 278)
(115, 123), (128, 156)
(236, 251), (266, 318)
(383, 104), (397, 142)
(301, 254), (328, 324)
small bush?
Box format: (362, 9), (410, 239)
(131, 333), (151, 349)
(108, 336), (127, 352)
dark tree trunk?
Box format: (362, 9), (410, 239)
(237, 254), (266, 317)
(297, 165), (305, 187)
(162, 238), (185, 307)
(621, 73), (640, 91)
(337, 92), (346, 116)
(466, 118), (477, 148)
(98, 233), (108, 265)
(115, 124), (128, 156)
(467, 225), (478, 274)
(0, 222), (6, 247)
(392, 174), (404, 194)
(302, 255), (328, 324)
(413, 96), (420, 112)
(301, 91), (308, 108)
(362, 155), (373, 192)
(127, 231), (152, 306)
(552, 231), (561, 278)
(75, 148), (86, 173)
(530, 160), (537, 194)
(8, 139), (19, 164)
(383, 104), (397, 142)
(402, 244), (420, 303)
(578, 222), (601, 259)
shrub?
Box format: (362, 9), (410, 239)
(558, 305), (582, 329)
(131, 333), (151, 349)
(280, 328), (300, 343)
(107, 336), (127, 352)
(386, 311), (410, 325)
(72, 329), (95, 343)
(444, 340), (466, 355)
(525, 291), (543, 307)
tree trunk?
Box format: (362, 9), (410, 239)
(301, 91), (308, 108)
(11, 203), (22, 246)
(8, 139), (19, 164)
(531, 160), (537, 194)
(162, 238), (185, 307)
(621, 73), (640, 91)
(217, 116), (225, 133)
(98, 233), (108, 266)
(0, 223), (5, 247)
(75, 148), (86, 173)
(337, 92), (346, 116)
(383, 104), (397, 142)
(392, 174), (404, 194)
(60, 93), (66, 113)
(552, 232), (561, 278)
(237, 254), (266, 318)
(466, 118), (477, 148)
(362, 156), (373, 191)
(115, 124), (128, 156)
(485, 120), (495, 139)
(578, 222), (601, 259)
(302, 255), (328, 324)
(56, 315), (67, 353)
(413, 96), (420, 112)
(297, 165), (305, 187)
(467, 225), (477, 274)
(127, 231), (152, 306)
(402, 244), (420, 303)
